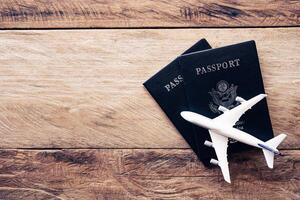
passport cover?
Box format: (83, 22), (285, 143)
(178, 40), (274, 163)
(143, 39), (212, 166)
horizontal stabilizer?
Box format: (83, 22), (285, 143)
(266, 134), (287, 149)
(262, 149), (274, 168)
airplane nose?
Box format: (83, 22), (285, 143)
(180, 111), (194, 122)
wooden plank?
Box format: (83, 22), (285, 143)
(0, 28), (299, 149)
(0, 0), (299, 28)
(0, 149), (298, 199)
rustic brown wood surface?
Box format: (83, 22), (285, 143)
(0, 0), (299, 28)
(0, 28), (299, 149)
(0, 149), (299, 199)
(0, 0), (299, 199)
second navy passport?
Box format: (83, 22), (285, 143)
(143, 39), (212, 166)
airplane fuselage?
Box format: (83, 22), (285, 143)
(190, 114), (279, 154)
(215, 126), (262, 148)
(216, 126), (279, 154)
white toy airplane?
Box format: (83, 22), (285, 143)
(180, 94), (287, 183)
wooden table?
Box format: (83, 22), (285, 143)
(0, 1), (299, 199)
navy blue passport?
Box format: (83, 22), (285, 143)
(143, 39), (212, 166)
(178, 41), (274, 163)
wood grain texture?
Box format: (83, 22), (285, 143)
(0, 0), (299, 28)
(0, 149), (298, 199)
(0, 28), (299, 149)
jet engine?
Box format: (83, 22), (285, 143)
(218, 106), (228, 112)
(204, 140), (213, 148)
(236, 96), (246, 103)
(210, 159), (219, 166)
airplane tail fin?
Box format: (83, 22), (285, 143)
(262, 134), (287, 168)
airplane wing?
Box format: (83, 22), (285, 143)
(213, 94), (267, 127)
(209, 130), (230, 183)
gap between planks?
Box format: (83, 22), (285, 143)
(0, 25), (300, 30)
(0, 148), (299, 151)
